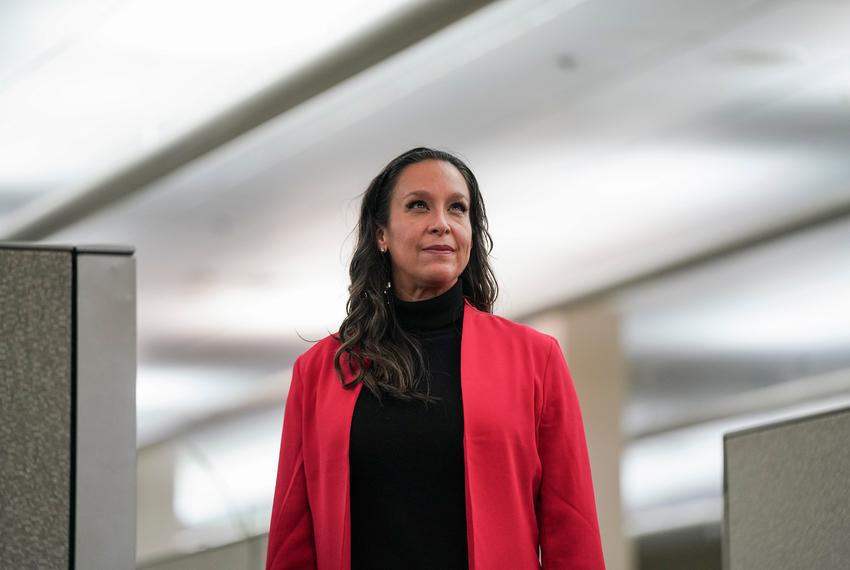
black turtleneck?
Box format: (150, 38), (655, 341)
(349, 278), (468, 570)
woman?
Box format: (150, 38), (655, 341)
(266, 147), (606, 570)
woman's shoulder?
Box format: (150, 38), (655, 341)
(466, 301), (558, 352)
(293, 333), (342, 368)
(291, 304), (558, 367)
(292, 332), (370, 388)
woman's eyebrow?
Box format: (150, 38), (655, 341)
(402, 190), (469, 201)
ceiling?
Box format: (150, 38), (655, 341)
(2, 0), (849, 450)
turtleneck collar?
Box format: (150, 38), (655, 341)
(390, 278), (464, 332)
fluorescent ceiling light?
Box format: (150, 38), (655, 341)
(619, 218), (850, 354)
(622, 395), (850, 521)
(137, 365), (261, 414)
(0, 0), (414, 194)
(141, 268), (350, 340)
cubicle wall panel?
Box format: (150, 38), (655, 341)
(75, 252), (137, 569)
(0, 248), (73, 569)
(724, 407), (850, 570)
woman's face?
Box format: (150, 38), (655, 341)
(376, 160), (473, 301)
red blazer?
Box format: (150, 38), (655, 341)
(267, 297), (606, 569)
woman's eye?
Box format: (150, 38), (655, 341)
(406, 200), (467, 213)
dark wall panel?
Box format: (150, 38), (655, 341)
(0, 248), (73, 568)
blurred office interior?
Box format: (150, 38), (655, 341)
(2, 0), (849, 568)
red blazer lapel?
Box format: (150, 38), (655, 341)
(459, 296), (485, 570)
(310, 345), (362, 570)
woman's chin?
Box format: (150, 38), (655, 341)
(420, 269), (456, 284)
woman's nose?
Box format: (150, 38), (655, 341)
(427, 208), (449, 232)
(430, 218), (450, 234)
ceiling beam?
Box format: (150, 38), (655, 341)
(516, 199), (850, 322)
(1, 0), (497, 241)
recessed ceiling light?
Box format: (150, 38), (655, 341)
(555, 52), (578, 70)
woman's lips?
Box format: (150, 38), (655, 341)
(424, 248), (453, 254)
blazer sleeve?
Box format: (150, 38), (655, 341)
(536, 336), (606, 569)
(267, 357), (318, 570)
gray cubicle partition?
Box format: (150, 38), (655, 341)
(0, 242), (136, 569)
(723, 406), (850, 570)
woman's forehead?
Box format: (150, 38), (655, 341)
(397, 160), (465, 185)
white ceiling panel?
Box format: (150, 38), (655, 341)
(8, 0), (848, 446)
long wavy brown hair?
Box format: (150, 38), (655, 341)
(332, 147), (498, 405)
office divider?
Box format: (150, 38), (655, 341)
(724, 406), (850, 569)
(0, 243), (136, 569)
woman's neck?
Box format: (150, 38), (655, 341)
(390, 278), (464, 332)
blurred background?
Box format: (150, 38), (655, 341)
(2, 0), (850, 568)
